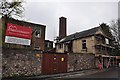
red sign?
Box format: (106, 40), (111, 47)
(6, 23), (32, 39)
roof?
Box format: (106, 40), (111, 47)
(45, 40), (53, 43)
(2, 16), (46, 27)
(59, 27), (100, 43)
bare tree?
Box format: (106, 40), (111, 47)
(110, 19), (120, 55)
(110, 19), (120, 47)
(0, 0), (25, 48)
(0, 0), (24, 18)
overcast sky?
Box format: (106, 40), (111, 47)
(23, 0), (118, 41)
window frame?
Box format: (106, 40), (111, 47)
(35, 29), (41, 38)
(82, 40), (87, 49)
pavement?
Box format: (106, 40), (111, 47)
(2, 68), (116, 80)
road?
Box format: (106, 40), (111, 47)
(78, 68), (120, 78)
(2, 68), (120, 80)
(53, 68), (120, 80)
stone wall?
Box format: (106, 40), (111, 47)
(2, 48), (42, 77)
(2, 48), (96, 77)
(67, 53), (95, 72)
(0, 47), (2, 79)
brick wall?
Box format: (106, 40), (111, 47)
(67, 53), (96, 72)
(2, 17), (46, 50)
(2, 48), (42, 77)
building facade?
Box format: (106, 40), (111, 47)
(45, 40), (53, 51)
(56, 23), (114, 55)
(56, 22), (117, 68)
(1, 16), (46, 50)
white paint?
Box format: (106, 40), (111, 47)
(5, 36), (31, 45)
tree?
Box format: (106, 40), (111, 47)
(110, 19), (120, 55)
(0, 0), (24, 48)
(0, 0), (24, 18)
(110, 19), (120, 47)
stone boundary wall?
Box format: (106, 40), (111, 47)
(2, 48), (96, 77)
(2, 48), (42, 77)
(0, 47), (2, 79)
(67, 53), (96, 72)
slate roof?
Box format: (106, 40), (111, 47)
(59, 27), (100, 43)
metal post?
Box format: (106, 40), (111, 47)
(113, 57), (115, 67)
(116, 57), (117, 67)
(107, 57), (110, 68)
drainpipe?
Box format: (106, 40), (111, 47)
(116, 57), (117, 67)
(102, 57), (104, 69)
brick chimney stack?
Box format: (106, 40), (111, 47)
(59, 17), (67, 39)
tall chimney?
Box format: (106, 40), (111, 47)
(59, 17), (67, 39)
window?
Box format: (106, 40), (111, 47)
(58, 44), (63, 49)
(82, 40), (87, 49)
(34, 43), (40, 50)
(35, 29), (41, 38)
(64, 45), (67, 51)
(105, 38), (109, 44)
(102, 46), (105, 50)
(34, 47), (40, 50)
(95, 45), (101, 51)
(47, 43), (50, 48)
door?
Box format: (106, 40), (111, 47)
(42, 53), (67, 74)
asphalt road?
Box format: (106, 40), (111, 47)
(79, 68), (120, 78)
(54, 68), (120, 80)
(2, 68), (120, 80)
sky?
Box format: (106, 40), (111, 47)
(23, 0), (118, 41)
